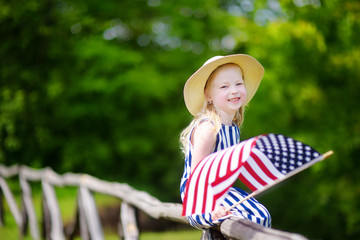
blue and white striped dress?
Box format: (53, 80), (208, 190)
(180, 123), (272, 229)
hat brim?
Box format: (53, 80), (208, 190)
(183, 54), (264, 116)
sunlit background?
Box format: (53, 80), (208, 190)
(1, 0), (359, 239)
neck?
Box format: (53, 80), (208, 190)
(219, 112), (235, 126)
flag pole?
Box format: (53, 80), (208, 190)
(225, 150), (334, 212)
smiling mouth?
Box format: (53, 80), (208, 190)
(228, 97), (241, 102)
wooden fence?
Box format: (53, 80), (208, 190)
(0, 164), (308, 240)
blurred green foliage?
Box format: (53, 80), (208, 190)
(1, 0), (359, 239)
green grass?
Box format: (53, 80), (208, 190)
(141, 230), (202, 240)
(0, 182), (202, 239)
(65, 230), (202, 240)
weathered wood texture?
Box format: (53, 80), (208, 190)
(120, 202), (139, 240)
(20, 174), (40, 240)
(41, 180), (65, 240)
(0, 164), (309, 240)
(0, 177), (22, 227)
(221, 217), (308, 240)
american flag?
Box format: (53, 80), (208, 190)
(182, 133), (321, 216)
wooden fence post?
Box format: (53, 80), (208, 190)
(0, 177), (22, 229)
(78, 182), (104, 240)
(77, 188), (90, 240)
(19, 172), (40, 240)
(42, 190), (51, 240)
(41, 178), (65, 240)
(120, 202), (139, 240)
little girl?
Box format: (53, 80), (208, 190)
(180, 54), (271, 230)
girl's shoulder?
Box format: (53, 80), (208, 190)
(198, 120), (215, 133)
(196, 118), (216, 134)
(190, 119), (216, 146)
(198, 117), (214, 126)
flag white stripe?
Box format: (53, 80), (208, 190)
(186, 157), (208, 214)
(241, 137), (257, 163)
(194, 159), (214, 213)
(246, 156), (277, 184)
(252, 148), (285, 178)
(230, 143), (242, 171)
(240, 168), (264, 190)
(204, 185), (213, 214)
(239, 149), (286, 191)
(211, 168), (242, 195)
(218, 147), (233, 178)
(208, 152), (223, 183)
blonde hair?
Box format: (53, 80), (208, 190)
(180, 63), (246, 155)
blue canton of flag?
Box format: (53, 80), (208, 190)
(256, 134), (320, 175)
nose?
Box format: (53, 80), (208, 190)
(230, 85), (239, 94)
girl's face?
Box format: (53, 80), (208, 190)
(205, 64), (247, 118)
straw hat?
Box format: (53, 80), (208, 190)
(183, 54), (264, 116)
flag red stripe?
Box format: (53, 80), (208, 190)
(201, 158), (217, 213)
(190, 159), (209, 214)
(213, 187), (230, 209)
(251, 151), (278, 181)
(239, 173), (257, 191)
(243, 161), (268, 187)
(181, 181), (189, 216)
(214, 152), (226, 188)
(226, 148), (236, 175)
(212, 147), (237, 188)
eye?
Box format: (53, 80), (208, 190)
(236, 82), (243, 86)
(220, 85), (228, 89)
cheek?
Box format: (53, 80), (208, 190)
(218, 91), (229, 100)
(241, 87), (247, 98)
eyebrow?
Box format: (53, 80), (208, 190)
(215, 78), (244, 85)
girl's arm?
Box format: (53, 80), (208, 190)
(190, 121), (230, 221)
(190, 121), (216, 173)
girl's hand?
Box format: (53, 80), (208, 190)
(211, 206), (230, 221)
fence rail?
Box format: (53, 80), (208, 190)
(0, 164), (308, 240)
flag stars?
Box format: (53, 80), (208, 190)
(256, 133), (320, 175)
